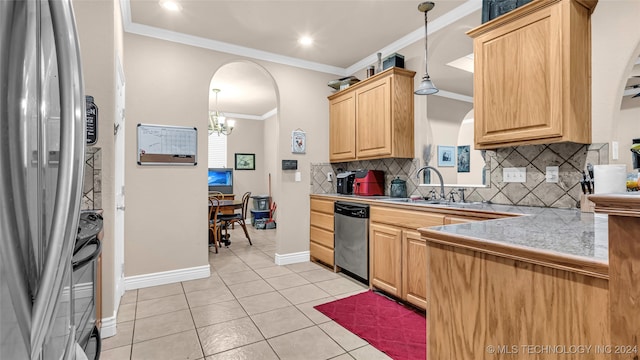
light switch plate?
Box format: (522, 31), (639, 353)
(546, 166), (559, 183)
(612, 141), (619, 160)
(503, 167), (526, 183)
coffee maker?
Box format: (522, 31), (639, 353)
(336, 171), (355, 194)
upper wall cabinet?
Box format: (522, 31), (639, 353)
(467, 0), (597, 149)
(328, 68), (416, 162)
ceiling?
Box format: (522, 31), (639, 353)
(124, 1), (640, 116)
(124, 0), (481, 117)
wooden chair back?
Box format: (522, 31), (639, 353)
(208, 197), (221, 252)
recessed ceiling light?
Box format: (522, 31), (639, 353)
(159, 0), (181, 12)
(298, 36), (313, 46)
(447, 53), (474, 73)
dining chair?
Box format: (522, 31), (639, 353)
(208, 191), (224, 199)
(208, 197), (222, 253)
(218, 191), (252, 246)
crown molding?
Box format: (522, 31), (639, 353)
(120, 0), (478, 99)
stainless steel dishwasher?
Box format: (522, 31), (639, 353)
(334, 201), (369, 283)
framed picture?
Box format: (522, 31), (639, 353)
(291, 130), (306, 154)
(234, 153), (255, 170)
(437, 145), (455, 167)
(457, 145), (470, 172)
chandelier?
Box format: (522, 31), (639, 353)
(209, 89), (234, 136)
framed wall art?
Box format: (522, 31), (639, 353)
(234, 153), (255, 170)
(291, 129), (306, 154)
(437, 145), (455, 167)
(457, 145), (470, 172)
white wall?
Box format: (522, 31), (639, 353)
(226, 118), (268, 205)
(73, 0), (121, 323)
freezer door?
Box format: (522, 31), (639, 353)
(0, 1), (38, 358)
(36, 0), (86, 358)
(0, 0), (85, 358)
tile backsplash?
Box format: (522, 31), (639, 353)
(310, 143), (608, 209)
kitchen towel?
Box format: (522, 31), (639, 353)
(593, 164), (627, 194)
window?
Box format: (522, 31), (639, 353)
(208, 133), (227, 167)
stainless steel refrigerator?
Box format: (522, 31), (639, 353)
(0, 0), (86, 359)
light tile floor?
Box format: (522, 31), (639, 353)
(100, 226), (392, 360)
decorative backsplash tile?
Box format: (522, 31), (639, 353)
(310, 143), (608, 209)
(82, 147), (102, 210)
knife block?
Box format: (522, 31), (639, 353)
(580, 194), (595, 213)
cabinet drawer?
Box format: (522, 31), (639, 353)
(310, 211), (334, 232)
(310, 242), (334, 267)
(370, 206), (444, 229)
(310, 226), (334, 249)
(311, 198), (334, 214)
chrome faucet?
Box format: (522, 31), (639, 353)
(416, 166), (446, 200)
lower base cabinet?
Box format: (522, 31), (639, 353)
(310, 198), (335, 267)
(402, 230), (427, 309)
(370, 223), (403, 297)
(369, 206), (445, 310)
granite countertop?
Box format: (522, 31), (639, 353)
(312, 193), (609, 276)
(425, 205), (608, 262)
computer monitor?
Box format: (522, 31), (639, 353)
(208, 168), (233, 194)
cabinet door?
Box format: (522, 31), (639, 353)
(402, 230), (427, 310)
(356, 78), (392, 158)
(329, 92), (356, 162)
(370, 222), (402, 297)
(474, 5), (563, 146)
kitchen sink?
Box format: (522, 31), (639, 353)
(385, 198), (452, 205)
(385, 198), (488, 207)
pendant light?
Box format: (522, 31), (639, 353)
(415, 1), (439, 95)
(209, 89), (234, 136)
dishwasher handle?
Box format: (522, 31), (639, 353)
(334, 202), (369, 218)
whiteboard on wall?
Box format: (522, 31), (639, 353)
(137, 123), (197, 165)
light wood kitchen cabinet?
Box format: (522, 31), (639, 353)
(370, 206), (445, 309)
(401, 230), (427, 309)
(468, 0), (597, 149)
(370, 222), (403, 297)
(309, 198), (335, 267)
(328, 67), (415, 162)
(329, 91), (356, 162)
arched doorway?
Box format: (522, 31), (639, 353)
(208, 61), (281, 258)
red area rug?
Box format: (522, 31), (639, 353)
(314, 290), (426, 360)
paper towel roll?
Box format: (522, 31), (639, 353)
(593, 164), (627, 194)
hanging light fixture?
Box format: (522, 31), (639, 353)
(415, 1), (439, 95)
(209, 89), (234, 136)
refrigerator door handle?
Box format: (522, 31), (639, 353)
(31, 0), (85, 356)
(0, 0), (35, 352)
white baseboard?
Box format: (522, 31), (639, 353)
(100, 312), (117, 338)
(124, 265), (211, 290)
(275, 251), (310, 265)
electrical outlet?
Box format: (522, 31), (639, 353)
(612, 141), (619, 160)
(503, 167), (526, 183)
(327, 172), (333, 182)
(546, 166), (559, 183)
